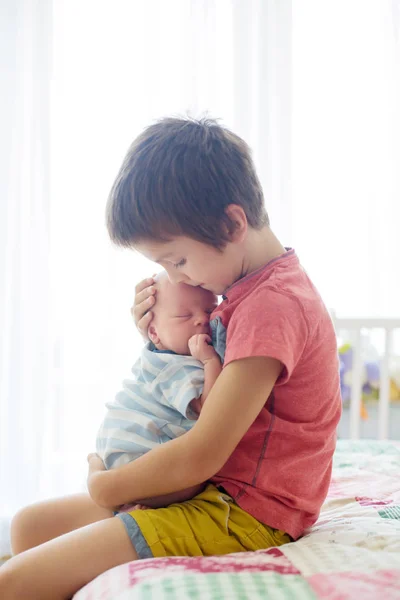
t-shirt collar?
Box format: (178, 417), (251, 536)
(222, 248), (297, 301)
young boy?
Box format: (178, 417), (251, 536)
(0, 117), (341, 600)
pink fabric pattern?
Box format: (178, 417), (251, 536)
(74, 441), (400, 600)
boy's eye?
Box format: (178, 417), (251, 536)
(174, 315), (191, 319)
(173, 259), (187, 269)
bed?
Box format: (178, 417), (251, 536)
(73, 317), (400, 599)
(73, 439), (400, 599)
(2, 318), (399, 598)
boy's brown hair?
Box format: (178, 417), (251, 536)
(106, 117), (269, 249)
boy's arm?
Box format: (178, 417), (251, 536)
(88, 355), (282, 508)
(87, 456), (205, 509)
(123, 485), (206, 509)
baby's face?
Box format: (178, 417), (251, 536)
(149, 276), (218, 355)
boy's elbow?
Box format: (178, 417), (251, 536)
(199, 461), (223, 483)
(88, 471), (117, 509)
(187, 440), (225, 483)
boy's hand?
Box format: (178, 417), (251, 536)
(87, 453), (105, 473)
(118, 503), (148, 512)
(131, 277), (157, 339)
(189, 334), (219, 364)
(87, 453), (110, 508)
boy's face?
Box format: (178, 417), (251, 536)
(149, 275), (218, 355)
(135, 236), (242, 296)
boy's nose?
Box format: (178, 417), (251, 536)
(167, 269), (188, 285)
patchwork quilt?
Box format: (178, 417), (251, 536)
(74, 440), (400, 599)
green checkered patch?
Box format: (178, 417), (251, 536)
(133, 573), (316, 600)
(335, 440), (400, 456)
(378, 505), (400, 520)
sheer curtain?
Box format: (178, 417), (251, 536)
(48, 0), (291, 496)
(291, 0), (400, 319)
(0, 0), (53, 516)
(1, 0), (399, 519)
(0, 0), (291, 515)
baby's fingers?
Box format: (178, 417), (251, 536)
(196, 334), (211, 346)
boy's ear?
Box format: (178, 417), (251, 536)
(225, 204), (247, 242)
(148, 325), (160, 345)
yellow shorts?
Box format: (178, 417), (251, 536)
(116, 484), (291, 559)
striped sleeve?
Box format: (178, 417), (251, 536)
(158, 360), (205, 419)
(96, 349), (205, 470)
(96, 396), (164, 469)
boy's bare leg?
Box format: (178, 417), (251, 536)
(0, 516), (137, 600)
(11, 493), (113, 554)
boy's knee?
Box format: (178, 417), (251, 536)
(0, 558), (24, 600)
(10, 504), (39, 555)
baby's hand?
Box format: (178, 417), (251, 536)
(189, 397), (202, 417)
(189, 334), (218, 364)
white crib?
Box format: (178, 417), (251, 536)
(332, 315), (400, 441)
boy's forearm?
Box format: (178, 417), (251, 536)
(200, 357), (222, 406)
(89, 357), (281, 510)
(136, 484), (206, 508)
(89, 430), (218, 508)
(89, 361), (220, 509)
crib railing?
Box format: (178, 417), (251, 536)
(332, 316), (400, 440)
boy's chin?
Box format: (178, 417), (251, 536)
(200, 283), (223, 295)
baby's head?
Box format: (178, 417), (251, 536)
(148, 272), (217, 355)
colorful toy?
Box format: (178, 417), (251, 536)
(338, 343), (400, 421)
(338, 344), (369, 419)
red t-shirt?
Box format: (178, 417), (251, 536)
(210, 249), (342, 540)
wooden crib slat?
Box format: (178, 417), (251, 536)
(378, 330), (392, 440)
(349, 329), (363, 440)
(332, 313), (400, 440)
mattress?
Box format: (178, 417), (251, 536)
(74, 439), (400, 599)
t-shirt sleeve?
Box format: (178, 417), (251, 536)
(224, 287), (309, 383)
(159, 362), (204, 419)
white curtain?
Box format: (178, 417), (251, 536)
(291, 0), (400, 319)
(0, 0), (399, 519)
(0, 0), (53, 516)
(0, 0), (291, 515)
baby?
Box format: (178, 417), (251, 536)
(96, 272), (221, 477)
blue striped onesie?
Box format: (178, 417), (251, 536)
(96, 343), (204, 469)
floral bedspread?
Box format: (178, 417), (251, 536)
(75, 440), (400, 599)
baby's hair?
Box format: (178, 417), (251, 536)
(106, 116), (269, 249)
